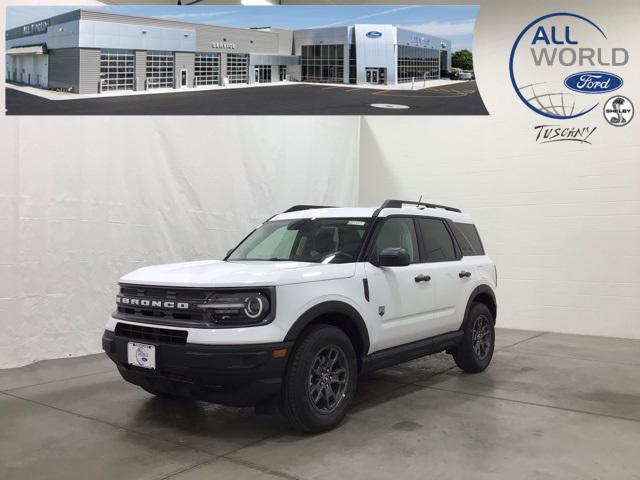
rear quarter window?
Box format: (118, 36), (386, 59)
(452, 222), (485, 256)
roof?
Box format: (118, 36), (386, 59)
(271, 206), (473, 223)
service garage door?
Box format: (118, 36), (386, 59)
(100, 49), (134, 91)
(146, 51), (175, 89)
(194, 53), (220, 86)
(226, 54), (248, 84)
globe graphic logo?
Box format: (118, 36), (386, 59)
(509, 13), (621, 120)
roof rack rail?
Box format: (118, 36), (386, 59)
(380, 199), (462, 213)
(283, 205), (336, 213)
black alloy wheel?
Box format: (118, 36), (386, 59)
(472, 314), (492, 361)
(452, 302), (495, 373)
(308, 345), (349, 414)
(280, 324), (357, 433)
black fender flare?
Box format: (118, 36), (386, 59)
(284, 301), (371, 355)
(460, 285), (497, 330)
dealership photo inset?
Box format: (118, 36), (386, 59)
(5, 5), (486, 115)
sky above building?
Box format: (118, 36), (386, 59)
(6, 5), (478, 52)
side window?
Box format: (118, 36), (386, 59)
(452, 222), (485, 256)
(372, 217), (419, 263)
(417, 218), (457, 262)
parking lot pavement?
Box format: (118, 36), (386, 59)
(2, 328), (640, 480)
(6, 81), (488, 115)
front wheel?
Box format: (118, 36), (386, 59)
(452, 303), (495, 373)
(280, 324), (357, 433)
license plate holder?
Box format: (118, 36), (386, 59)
(127, 342), (156, 370)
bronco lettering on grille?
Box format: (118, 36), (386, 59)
(116, 296), (190, 309)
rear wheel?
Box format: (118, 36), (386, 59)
(452, 303), (495, 373)
(280, 324), (357, 433)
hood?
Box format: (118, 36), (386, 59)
(119, 260), (357, 288)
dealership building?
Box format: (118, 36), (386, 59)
(5, 9), (452, 94)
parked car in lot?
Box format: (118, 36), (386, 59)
(458, 70), (474, 80)
(103, 199), (497, 432)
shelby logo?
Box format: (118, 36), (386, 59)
(510, 13), (628, 120)
(366, 31), (383, 39)
(564, 72), (622, 94)
(533, 125), (597, 144)
(117, 296), (189, 309)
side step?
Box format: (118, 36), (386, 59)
(360, 330), (463, 374)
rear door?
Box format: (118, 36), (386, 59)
(363, 217), (436, 351)
(415, 217), (475, 334)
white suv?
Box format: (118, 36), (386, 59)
(103, 200), (497, 432)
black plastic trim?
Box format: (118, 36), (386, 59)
(380, 199), (462, 213)
(284, 301), (371, 355)
(103, 330), (293, 407)
(361, 330), (464, 374)
(461, 284), (497, 330)
(283, 205), (336, 213)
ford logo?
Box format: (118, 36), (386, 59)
(366, 31), (383, 39)
(564, 71), (623, 94)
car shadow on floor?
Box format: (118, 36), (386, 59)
(128, 353), (459, 442)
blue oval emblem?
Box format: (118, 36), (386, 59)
(564, 71), (623, 94)
(366, 31), (382, 39)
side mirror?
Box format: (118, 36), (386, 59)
(377, 247), (411, 267)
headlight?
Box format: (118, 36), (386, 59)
(197, 289), (273, 326)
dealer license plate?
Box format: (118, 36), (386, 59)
(127, 342), (156, 370)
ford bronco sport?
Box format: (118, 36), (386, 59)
(103, 200), (497, 432)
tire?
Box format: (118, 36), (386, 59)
(280, 324), (358, 433)
(452, 302), (495, 373)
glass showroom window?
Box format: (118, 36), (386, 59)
(397, 45), (441, 83)
(227, 54), (249, 84)
(349, 44), (357, 84)
(146, 51), (174, 89)
(301, 44), (344, 83)
(100, 49), (134, 91)
(255, 65), (271, 83)
(194, 53), (220, 86)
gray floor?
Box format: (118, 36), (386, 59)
(1, 329), (639, 480)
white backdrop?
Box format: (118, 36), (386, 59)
(1, 117), (360, 368)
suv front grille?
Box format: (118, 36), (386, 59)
(115, 322), (187, 344)
(116, 284), (208, 327)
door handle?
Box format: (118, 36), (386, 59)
(414, 274), (431, 283)
(459, 271), (471, 278)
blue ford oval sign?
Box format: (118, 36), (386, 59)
(366, 31), (383, 39)
(564, 71), (623, 94)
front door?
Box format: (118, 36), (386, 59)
(180, 69), (188, 87)
(366, 68), (380, 84)
(363, 217), (436, 351)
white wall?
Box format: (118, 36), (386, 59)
(359, 116), (640, 340)
(0, 117), (360, 368)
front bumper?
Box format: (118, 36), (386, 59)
(102, 329), (293, 407)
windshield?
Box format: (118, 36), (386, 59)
(227, 218), (371, 264)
